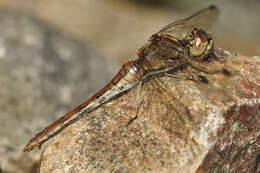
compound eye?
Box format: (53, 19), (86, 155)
(188, 28), (214, 60)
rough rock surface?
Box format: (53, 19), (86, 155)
(40, 48), (259, 172)
(0, 8), (113, 173)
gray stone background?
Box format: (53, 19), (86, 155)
(0, 0), (259, 172)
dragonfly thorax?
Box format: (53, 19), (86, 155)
(138, 34), (184, 71)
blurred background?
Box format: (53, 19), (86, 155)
(0, 0), (259, 172)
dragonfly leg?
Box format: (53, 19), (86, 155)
(207, 53), (227, 63)
(165, 72), (209, 83)
(190, 61), (220, 74)
(128, 81), (143, 124)
(190, 61), (231, 76)
(165, 73), (207, 83)
(165, 73), (193, 80)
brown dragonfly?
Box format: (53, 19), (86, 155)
(24, 5), (221, 152)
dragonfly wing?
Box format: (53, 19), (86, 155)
(157, 5), (219, 40)
(141, 77), (189, 133)
(184, 5), (219, 31)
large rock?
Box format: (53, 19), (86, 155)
(40, 48), (259, 172)
(0, 8), (113, 173)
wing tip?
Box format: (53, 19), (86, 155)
(209, 5), (217, 10)
(208, 4), (220, 15)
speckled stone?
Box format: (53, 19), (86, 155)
(40, 48), (260, 173)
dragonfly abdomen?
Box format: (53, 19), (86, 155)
(23, 61), (140, 152)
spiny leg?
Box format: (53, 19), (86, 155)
(128, 80), (143, 124)
(190, 61), (221, 74)
(190, 61), (231, 76)
(165, 73), (194, 81)
(163, 64), (203, 83)
(165, 73), (209, 83)
(188, 53), (227, 74)
(202, 53), (227, 63)
(127, 65), (185, 125)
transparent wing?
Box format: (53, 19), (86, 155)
(156, 5), (219, 39)
(141, 76), (191, 135)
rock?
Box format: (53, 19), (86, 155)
(40, 48), (260, 172)
(0, 8), (113, 173)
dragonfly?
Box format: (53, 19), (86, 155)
(24, 5), (222, 152)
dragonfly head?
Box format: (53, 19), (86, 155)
(186, 28), (214, 61)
